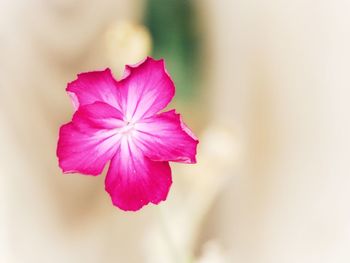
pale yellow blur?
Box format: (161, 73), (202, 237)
(105, 21), (152, 76)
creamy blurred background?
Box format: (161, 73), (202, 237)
(1, 0), (350, 262)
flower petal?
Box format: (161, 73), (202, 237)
(105, 137), (172, 211)
(134, 110), (199, 164)
(118, 57), (175, 122)
(66, 68), (121, 111)
(57, 102), (124, 175)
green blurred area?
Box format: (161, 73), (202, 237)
(144, 0), (200, 101)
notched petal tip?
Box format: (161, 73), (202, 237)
(179, 115), (199, 164)
(106, 181), (172, 212)
(66, 68), (114, 92)
(121, 56), (166, 80)
(67, 91), (79, 111)
(135, 109), (199, 164)
(74, 68), (113, 79)
(105, 151), (172, 211)
(166, 110), (199, 163)
(107, 187), (171, 212)
(118, 56), (175, 121)
(65, 68), (120, 110)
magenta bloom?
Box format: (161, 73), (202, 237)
(57, 57), (198, 211)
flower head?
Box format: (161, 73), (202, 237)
(57, 57), (199, 211)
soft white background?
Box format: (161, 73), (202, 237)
(1, 0), (350, 262)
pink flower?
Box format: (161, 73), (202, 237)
(57, 57), (199, 211)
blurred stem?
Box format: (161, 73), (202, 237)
(157, 208), (183, 263)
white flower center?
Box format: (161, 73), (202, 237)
(120, 121), (136, 135)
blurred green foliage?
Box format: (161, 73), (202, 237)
(144, 0), (199, 100)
